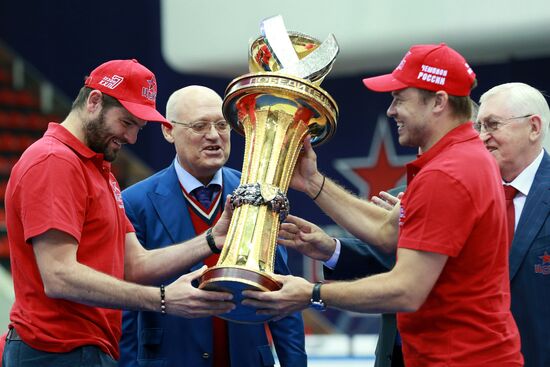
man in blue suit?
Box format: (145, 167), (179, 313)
(118, 85), (306, 367)
(477, 82), (550, 367)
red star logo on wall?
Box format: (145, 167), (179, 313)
(540, 251), (550, 264)
(334, 115), (416, 198)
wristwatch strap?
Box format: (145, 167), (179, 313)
(310, 281), (326, 311)
(206, 228), (221, 254)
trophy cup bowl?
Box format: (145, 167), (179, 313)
(199, 16), (338, 323)
(248, 31), (337, 86)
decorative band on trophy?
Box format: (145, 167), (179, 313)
(230, 183), (290, 223)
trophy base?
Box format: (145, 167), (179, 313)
(199, 266), (281, 324)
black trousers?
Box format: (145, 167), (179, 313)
(391, 343), (405, 367)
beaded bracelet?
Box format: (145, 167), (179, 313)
(160, 284), (166, 314)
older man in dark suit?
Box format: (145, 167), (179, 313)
(476, 82), (550, 367)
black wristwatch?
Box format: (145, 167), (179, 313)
(309, 282), (326, 311)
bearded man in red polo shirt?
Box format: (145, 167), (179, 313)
(243, 44), (523, 367)
(2, 59), (234, 367)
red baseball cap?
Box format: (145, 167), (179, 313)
(362, 43), (476, 97)
(85, 59), (171, 127)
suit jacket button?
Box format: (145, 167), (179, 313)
(202, 352), (210, 359)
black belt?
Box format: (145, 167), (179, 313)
(6, 328), (21, 341)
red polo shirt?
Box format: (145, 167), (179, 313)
(397, 123), (523, 366)
(6, 123), (133, 359)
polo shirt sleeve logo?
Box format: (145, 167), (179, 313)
(399, 205), (406, 227)
(109, 177), (125, 209)
(142, 77), (157, 102)
(98, 75), (124, 89)
(534, 251), (550, 275)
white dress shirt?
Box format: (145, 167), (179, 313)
(505, 149), (544, 230)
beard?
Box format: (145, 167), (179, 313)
(398, 122), (428, 148)
(83, 110), (120, 162)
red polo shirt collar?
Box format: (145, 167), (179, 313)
(44, 122), (110, 169)
(406, 122), (477, 183)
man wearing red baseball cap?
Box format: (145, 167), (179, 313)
(243, 44), (524, 366)
(2, 59), (235, 366)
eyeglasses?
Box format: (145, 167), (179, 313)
(171, 119), (231, 134)
(474, 114), (533, 133)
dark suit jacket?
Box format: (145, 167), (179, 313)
(118, 163), (306, 367)
(509, 151), (550, 367)
(324, 186), (404, 367)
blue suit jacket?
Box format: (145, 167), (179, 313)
(118, 163), (306, 367)
(509, 151), (550, 367)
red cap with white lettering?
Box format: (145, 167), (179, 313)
(85, 59), (170, 127)
(362, 43), (476, 97)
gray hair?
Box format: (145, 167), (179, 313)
(479, 82), (550, 140)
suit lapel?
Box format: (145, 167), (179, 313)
(510, 152), (550, 280)
(221, 167), (238, 203)
(148, 163), (195, 244)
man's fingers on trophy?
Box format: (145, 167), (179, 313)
(301, 136), (316, 157)
(223, 195), (232, 211)
(297, 135), (311, 156)
(182, 265), (208, 281)
(281, 222), (298, 232)
(191, 300), (230, 312)
(190, 303), (234, 318)
(195, 265), (209, 276)
(284, 214), (301, 225)
(200, 298), (235, 311)
(280, 221), (298, 233)
(277, 239), (291, 249)
(300, 225), (312, 235)
(284, 215), (309, 231)
(256, 308), (285, 317)
(271, 273), (292, 284)
(379, 191), (400, 205)
(277, 235), (295, 246)
(241, 289), (271, 302)
(303, 135), (312, 149)
(197, 288), (234, 302)
(371, 196), (392, 210)
(278, 230), (293, 241)
(217, 196), (233, 221)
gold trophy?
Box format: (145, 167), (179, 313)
(199, 15), (339, 323)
